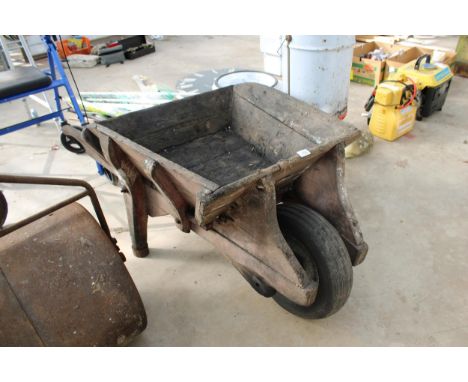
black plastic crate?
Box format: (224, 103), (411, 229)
(118, 35), (155, 60)
(420, 79), (451, 118)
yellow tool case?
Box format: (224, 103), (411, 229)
(397, 54), (453, 119)
(366, 80), (418, 141)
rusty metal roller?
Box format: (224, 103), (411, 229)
(0, 203), (146, 346)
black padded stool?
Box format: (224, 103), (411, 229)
(0, 67), (52, 99)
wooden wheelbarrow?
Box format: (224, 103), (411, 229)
(63, 83), (368, 318)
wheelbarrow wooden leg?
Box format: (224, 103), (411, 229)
(100, 136), (150, 258)
(122, 176), (149, 258)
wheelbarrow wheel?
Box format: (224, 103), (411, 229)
(274, 203), (353, 319)
(0, 191), (7, 228)
(60, 133), (85, 154)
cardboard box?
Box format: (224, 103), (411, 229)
(397, 43), (457, 63)
(385, 47), (422, 79)
(356, 35), (402, 44)
(351, 42), (385, 86)
(351, 42), (410, 86)
(412, 46), (455, 65)
(385, 46), (457, 79)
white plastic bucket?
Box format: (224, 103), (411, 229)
(260, 35), (283, 76)
(282, 35), (355, 117)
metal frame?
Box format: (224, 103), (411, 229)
(0, 35), (86, 136)
(0, 36), (15, 70)
(0, 174), (149, 346)
(0, 174), (117, 258)
(1, 36), (59, 129)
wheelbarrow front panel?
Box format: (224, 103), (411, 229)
(105, 131), (217, 208)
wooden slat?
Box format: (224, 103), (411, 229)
(100, 86), (233, 140)
(233, 84), (360, 146)
(232, 95), (312, 162)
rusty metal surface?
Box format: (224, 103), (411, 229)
(0, 269), (44, 346)
(0, 175), (112, 241)
(0, 203), (147, 346)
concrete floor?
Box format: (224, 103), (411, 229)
(1, 36), (467, 346)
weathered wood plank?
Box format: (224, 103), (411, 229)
(161, 129), (273, 186)
(100, 86), (233, 140)
(233, 84), (360, 146)
(160, 129), (245, 168)
(97, 125), (219, 205)
(231, 95), (313, 162)
(134, 114), (230, 153)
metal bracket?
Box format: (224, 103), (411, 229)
(144, 159), (190, 233)
(0, 174), (124, 261)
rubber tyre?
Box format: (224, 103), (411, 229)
(60, 133), (85, 154)
(416, 107), (423, 121)
(274, 203), (353, 319)
(0, 191), (7, 228)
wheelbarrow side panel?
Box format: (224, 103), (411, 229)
(294, 145), (368, 265)
(232, 84), (360, 159)
(99, 85), (233, 148)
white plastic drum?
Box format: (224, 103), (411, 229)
(282, 35), (355, 118)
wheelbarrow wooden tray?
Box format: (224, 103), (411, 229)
(64, 83), (367, 307)
(98, 84), (359, 224)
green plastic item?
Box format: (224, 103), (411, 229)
(454, 36), (468, 77)
(65, 90), (179, 119)
(456, 36), (468, 64)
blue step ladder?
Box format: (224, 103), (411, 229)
(0, 35), (104, 175)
